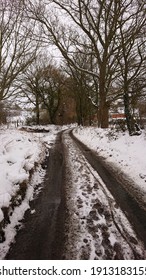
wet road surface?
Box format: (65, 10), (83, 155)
(5, 129), (146, 259)
(70, 131), (146, 249)
(6, 133), (65, 260)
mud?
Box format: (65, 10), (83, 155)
(70, 131), (146, 249)
(6, 133), (65, 260)
(5, 128), (146, 259)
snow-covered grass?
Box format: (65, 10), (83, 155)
(0, 125), (62, 258)
(73, 126), (146, 208)
(0, 130), (43, 211)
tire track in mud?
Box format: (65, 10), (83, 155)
(62, 130), (145, 259)
(70, 130), (146, 250)
(5, 128), (146, 260)
(5, 132), (65, 260)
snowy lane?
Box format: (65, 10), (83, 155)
(70, 131), (146, 249)
(63, 130), (145, 259)
(6, 133), (65, 260)
(2, 127), (146, 260)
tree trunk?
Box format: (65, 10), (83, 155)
(36, 110), (40, 125)
(98, 64), (109, 128)
(76, 96), (84, 125)
(98, 100), (109, 128)
(49, 109), (56, 124)
(123, 92), (135, 135)
(36, 92), (40, 125)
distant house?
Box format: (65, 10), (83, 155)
(0, 101), (26, 127)
(111, 113), (126, 120)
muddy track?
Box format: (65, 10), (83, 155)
(6, 132), (65, 260)
(5, 128), (146, 259)
(70, 130), (146, 249)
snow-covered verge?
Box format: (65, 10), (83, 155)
(63, 131), (145, 259)
(0, 125), (62, 259)
(73, 127), (146, 209)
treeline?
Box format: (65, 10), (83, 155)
(0, 0), (145, 134)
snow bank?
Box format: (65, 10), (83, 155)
(73, 127), (146, 202)
(0, 125), (62, 258)
(0, 129), (43, 215)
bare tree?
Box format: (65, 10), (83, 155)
(25, 0), (145, 131)
(39, 64), (65, 124)
(63, 56), (98, 125)
(18, 56), (66, 124)
(0, 0), (40, 102)
(18, 62), (43, 125)
(25, 0), (123, 127)
(0, 101), (7, 124)
(116, 0), (146, 135)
